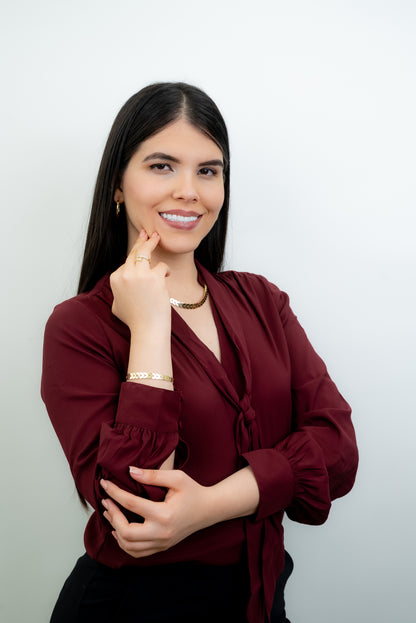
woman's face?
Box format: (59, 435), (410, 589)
(115, 118), (225, 256)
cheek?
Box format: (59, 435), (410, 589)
(123, 176), (165, 206)
(205, 183), (225, 214)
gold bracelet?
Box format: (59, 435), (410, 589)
(126, 372), (174, 383)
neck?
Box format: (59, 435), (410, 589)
(151, 248), (203, 300)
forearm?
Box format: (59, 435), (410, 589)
(111, 231), (174, 391)
(204, 466), (260, 525)
(127, 331), (175, 467)
(127, 329), (173, 391)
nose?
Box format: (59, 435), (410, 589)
(172, 172), (199, 202)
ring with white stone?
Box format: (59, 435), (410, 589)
(135, 255), (151, 264)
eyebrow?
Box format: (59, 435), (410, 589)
(142, 152), (224, 168)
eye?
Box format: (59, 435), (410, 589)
(198, 167), (217, 177)
(149, 163), (173, 172)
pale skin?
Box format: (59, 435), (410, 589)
(102, 119), (260, 559)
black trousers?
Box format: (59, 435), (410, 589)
(270, 550), (293, 623)
(50, 552), (293, 623)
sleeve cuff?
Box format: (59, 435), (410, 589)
(115, 382), (182, 431)
(243, 448), (295, 521)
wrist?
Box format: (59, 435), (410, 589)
(193, 484), (222, 532)
(130, 326), (171, 345)
(205, 467), (260, 525)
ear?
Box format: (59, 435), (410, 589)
(114, 188), (124, 204)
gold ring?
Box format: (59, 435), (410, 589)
(135, 255), (151, 264)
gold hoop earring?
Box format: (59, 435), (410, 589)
(115, 201), (120, 217)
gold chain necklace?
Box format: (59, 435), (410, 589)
(170, 284), (208, 309)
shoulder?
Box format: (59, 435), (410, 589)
(44, 274), (114, 343)
(41, 276), (123, 396)
(214, 269), (290, 313)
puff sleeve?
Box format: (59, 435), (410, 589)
(242, 282), (358, 525)
(41, 297), (182, 510)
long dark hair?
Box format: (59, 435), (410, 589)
(78, 82), (230, 294)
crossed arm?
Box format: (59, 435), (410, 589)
(100, 465), (260, 558)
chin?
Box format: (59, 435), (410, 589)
(161, 244), (199, 257)
(159, 235), (202, 257)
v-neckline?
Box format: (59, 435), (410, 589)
(170, 265), (223, 368)
(171, 299), (222, 365)
(171, 297), (226, 372)
(170, 264), (252, 404)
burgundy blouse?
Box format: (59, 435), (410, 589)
(41, 264), (358, 623)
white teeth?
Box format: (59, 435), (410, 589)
(160, 212), (198, 223)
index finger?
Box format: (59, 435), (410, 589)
(100, 478), (162, 518)
(127, 230), (160, 265)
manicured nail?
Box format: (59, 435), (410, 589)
(129, 466), (144, 476)
(102, 499), (108, 509)
(100, 479), (109, 489)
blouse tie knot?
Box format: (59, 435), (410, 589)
(236, 395), (260, 455)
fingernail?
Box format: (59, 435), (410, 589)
(129, 466), (144, 476)
(102, 499), (108, 509)
(100, 479), (109, 489)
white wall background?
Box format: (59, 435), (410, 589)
(1, 0), (415, 621)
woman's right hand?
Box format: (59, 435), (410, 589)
(110, 230), (171, 336)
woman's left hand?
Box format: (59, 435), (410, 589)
(100, 469), (214, 558)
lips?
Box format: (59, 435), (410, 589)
(160, 212), (198, 223)
(159, 210), (200, 222)
(158, 210), (202, 229)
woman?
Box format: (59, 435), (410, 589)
(41, 82), (358, 623)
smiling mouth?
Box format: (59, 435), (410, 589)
(159, 212), (200, 223)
